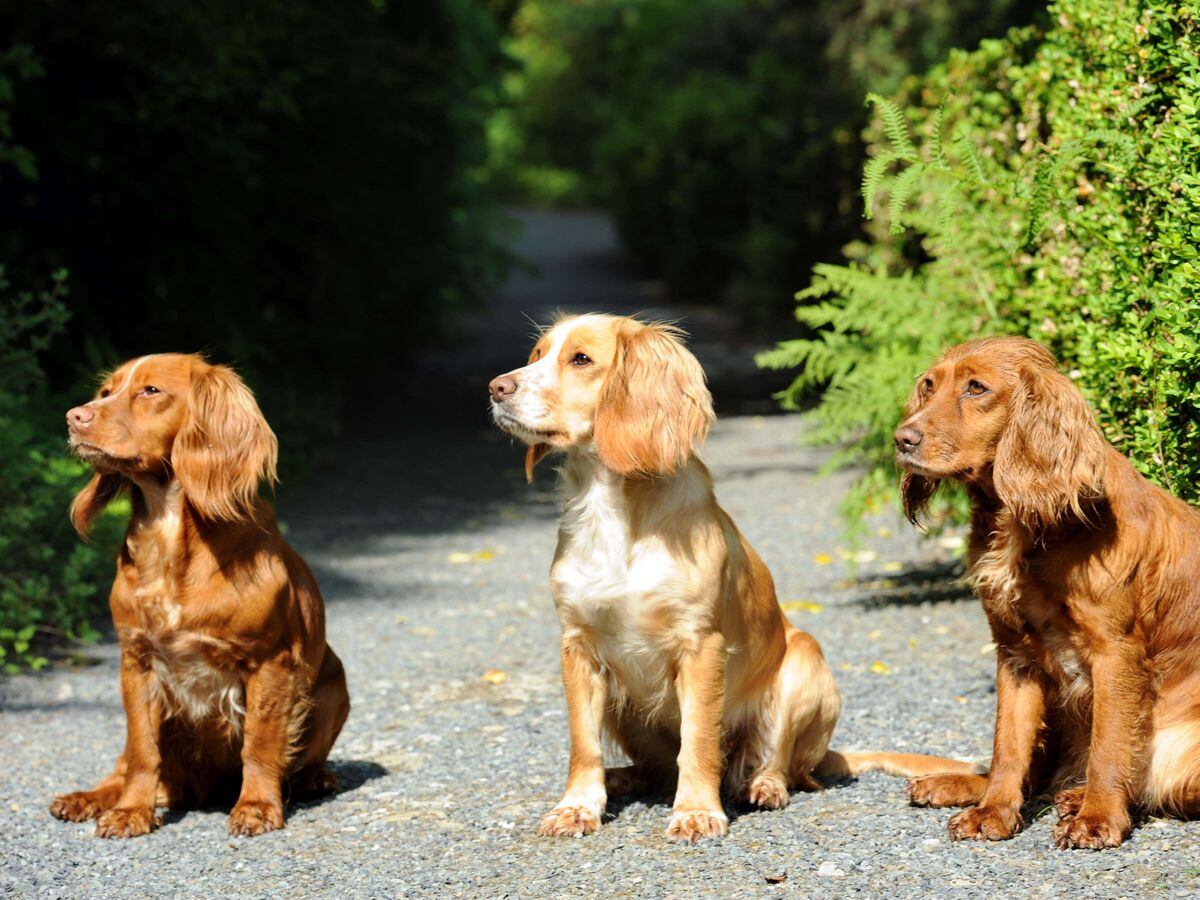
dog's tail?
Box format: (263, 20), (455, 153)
(816, 749), (986, 779)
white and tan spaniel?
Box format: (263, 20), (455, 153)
(489, 313), (973, 842)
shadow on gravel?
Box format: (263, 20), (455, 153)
(300, 759), (389, 806)
(258, 761), (389, 818)
(604, 781), (868, 827)
(304, 563), (436, 608)
(848, 560), (973, 610)
(604, 793), (753, 828)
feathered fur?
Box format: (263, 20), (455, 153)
(53, 353), (348, 839)
(896, 336), (1200, 850)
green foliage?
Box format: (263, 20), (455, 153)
(762, 0), (1200, 525)
(0, 271), (123, 672)
(495, 0), (1038, 325)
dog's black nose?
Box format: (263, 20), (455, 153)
(894, 425), (923, 453)
(489, 375), (517, 403)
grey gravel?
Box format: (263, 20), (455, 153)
(3, 211), (1197, 898)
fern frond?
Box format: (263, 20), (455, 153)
(865, 92), (916, 161)
(887, 163), (926, 235)
(862, 150), (902, 218)
(1025, 129), (1139, 246)
(932, 182), (962, 242)
(1084, 128), (1138, 167)
(954, 127), (987, 185)
(928, 92), (954, 170)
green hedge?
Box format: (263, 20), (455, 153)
(0, 274), (127, 672)
(760, 0), (1200, 524)
(493, 0), (1037, 325)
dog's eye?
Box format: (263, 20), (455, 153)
(571, 353), (592, 366)
(99, 388), (110, 398)
(966, 379), (988, 396)
(141, 386), (160, 396)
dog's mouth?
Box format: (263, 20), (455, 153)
(895, 451), (949, 480)
(69, 439), (132, 473)
(491, 407), (564, 444)
(896, 451), (978, 483)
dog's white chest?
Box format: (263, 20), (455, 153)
(148, 635), (246, 728)
(550, 467), (695, 715)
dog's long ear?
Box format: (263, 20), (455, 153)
(524, 443), (551, 483)
(594, 323), (714, 477)
(172, 363), (278, 522)
(901, 472), (939, 525)
(897, 370), (940, 524)
(993, 365), (1107, 529)
(69, 472), (126, 539)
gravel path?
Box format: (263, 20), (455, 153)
(3, 211), (1198, 897)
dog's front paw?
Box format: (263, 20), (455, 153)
(228, 800), (286, 837)
(747, 773), (790, 810)
(947, 804), (1022, 842)
(51, 789), (117, 822)
(96, 806), (161, 839)
(666, 809), (728, 842)
(538, 804), (601, 837)
(1053, 810), (1129, 850)
(1052, 786), (1086, 820)
(908, 773), (987, 808)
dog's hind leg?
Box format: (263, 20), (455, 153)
(1144, 720), (1200, 817)
(742, 629), (840, 810)
(287, 647), (351, 801)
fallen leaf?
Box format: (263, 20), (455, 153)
(481, 669), (508, 685)
(763, 873), (787, 884)
(908, 638), (919, 650)
(939, 535), (965, 550)
(980, 642), (998, 655)
(882, 561), (904, 573)
(781, 600), (824, 614)
(876, 527), (893, 539)
(867, 629), (882, 640)
(851, 549), (877, 564)
(954, 696), (969, 704)
(932, 625), (950, 635)
(448, 550), (497, 564)
(870, 661), (892, 675)
(813, 553), (833, 565)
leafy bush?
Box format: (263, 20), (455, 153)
(495, 0), (1038, 325)
(761, 0), (1200, 524)
(0, 272), (127, 671)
